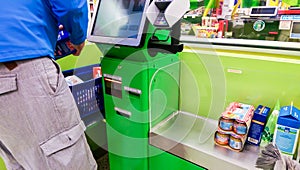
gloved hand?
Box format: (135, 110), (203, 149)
(275, 155), (300, 170)
(256, 144), (300, 170)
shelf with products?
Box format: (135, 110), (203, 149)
(182, 0), (300, 42)
(181, 17), (300, 42)
(180, 34), (300, 53)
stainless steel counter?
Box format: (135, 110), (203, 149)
(149, 111), (261, 170)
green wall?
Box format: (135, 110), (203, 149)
(180, 47), (300, 120)
(0, 159), (5, 170)
(57, 42), (102, 71)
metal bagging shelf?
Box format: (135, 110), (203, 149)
(62, 64), (105, 126)
(150, 111), (260, 170)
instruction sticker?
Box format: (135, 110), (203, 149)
(279, 20), (292, 30)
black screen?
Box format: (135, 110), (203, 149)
(292, 22), (300, 34)
(251, 8), (276, 15)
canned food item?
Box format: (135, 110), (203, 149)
(219, 117), (234, 131)
(229, 135), (243, 150)
(214, 131), (230, 145)
(233, 120), (247, 135)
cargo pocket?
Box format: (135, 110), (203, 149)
(0, 74), (17, 95)
(39, 121), (95, 169)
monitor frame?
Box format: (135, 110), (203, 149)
(290, 21), (300, 39)
(249, 6), (278, 17)
(87, 0), (151, 47)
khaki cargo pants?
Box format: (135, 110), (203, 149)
(0, 57), (97, 170)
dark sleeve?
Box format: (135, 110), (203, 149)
(49, 0), (88, 45)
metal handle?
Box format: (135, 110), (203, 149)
(124, 86), (142, 96)
(114, 107), (131, 118)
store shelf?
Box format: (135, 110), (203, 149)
(149, 111), (260, 170)
(181, 35), (300, 50)
(180, 35), (300, 56)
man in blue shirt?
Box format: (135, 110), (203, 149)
(0, 0), (97, 169)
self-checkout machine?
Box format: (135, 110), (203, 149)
(88, 0), (189, 169)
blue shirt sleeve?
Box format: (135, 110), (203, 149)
(49, 0), (88, 45)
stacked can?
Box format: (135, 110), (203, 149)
(214, 102), (254, 152)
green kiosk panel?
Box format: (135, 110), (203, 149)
(88, 0), (195, 170)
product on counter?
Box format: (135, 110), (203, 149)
(229, 134), (244, 151)
(247, 105), (271, 146)
(214, 102), (255, 152)
(260, 100), (280, 147)
(273, 103), (300, 158)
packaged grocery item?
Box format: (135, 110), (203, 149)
(93, 67), (102, 78)
(260, 100), (280, 147)
(214, 102), (254, 152)
(247, 105), (271, 146)
(219, 102), (254, 133)
(215, 130), (230, 145)
(54, 29), (76, 59)
(65, 75), (84, 86)
(218, 117), (234, 131)
(296, 141), (300, 163)
(273, 103), (300, 158)
(234, 120), (248, 135)
(229, 134), (244, 151)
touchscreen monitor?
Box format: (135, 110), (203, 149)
(88, 0), (150, 46)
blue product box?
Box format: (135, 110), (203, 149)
(54, 30), (76, 59)
(277, 106), (300, 129)
(274, 105), (300, 156)
(247, 105), (270, 145)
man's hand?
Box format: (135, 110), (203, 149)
(59, 25), (85, 56)
(71, 42), (85, 56)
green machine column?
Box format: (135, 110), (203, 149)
(101, 51), (180, 170)
(88, 0), (190, 169)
